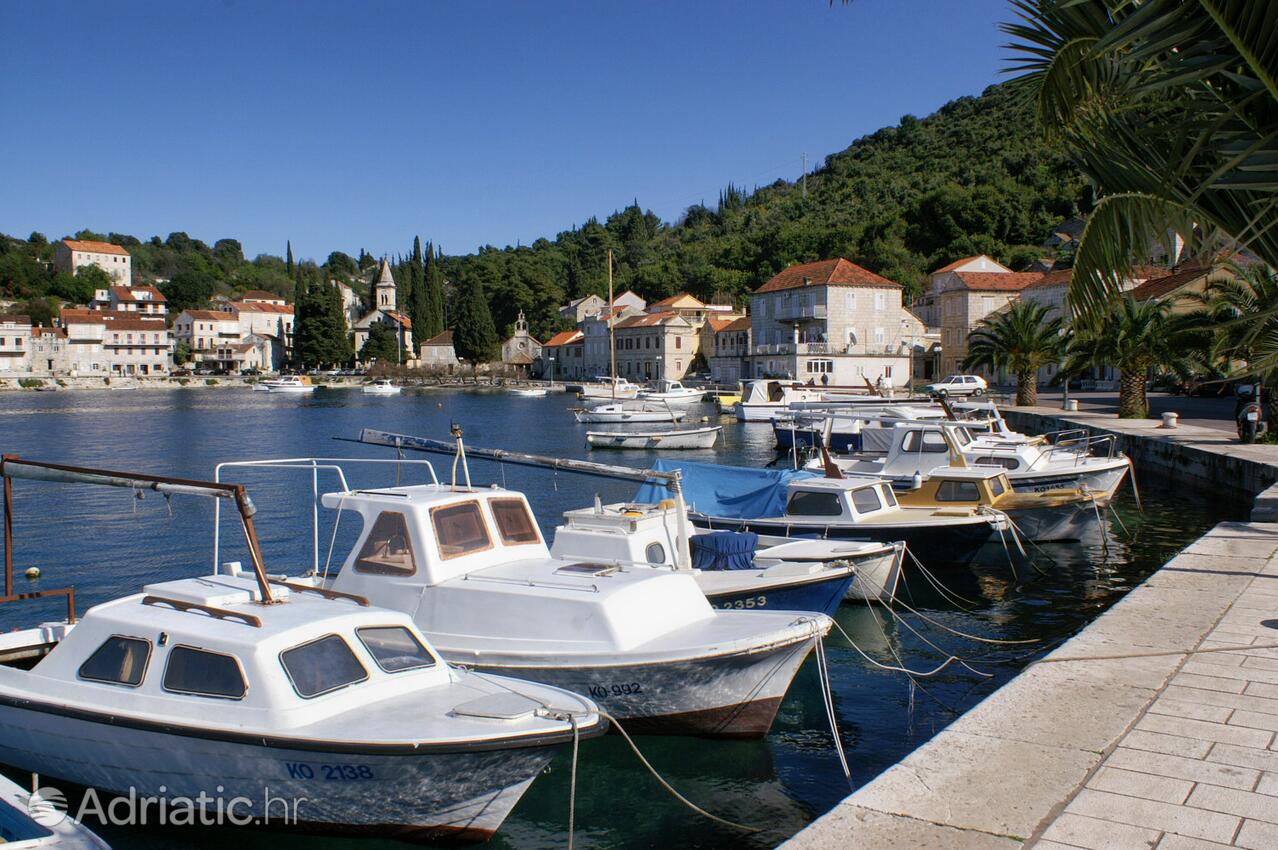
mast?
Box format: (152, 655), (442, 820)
(608, 248), (617, 400)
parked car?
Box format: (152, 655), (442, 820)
(924, 374), (988, 398)
(240, 368), (262, 377)
(171, 368), (192, 377)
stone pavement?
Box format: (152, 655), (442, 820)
(779, 522), (1278, 850)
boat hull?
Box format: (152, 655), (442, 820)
(700, 570), (854, 616)
(1006, 502), (1096, 542)
(574, 410), (684, 424)
(774, 425), (863, 454)
(1007, 460), (1129, 501)
(843, 546), (903, 604)
(585, 427), (720, 450)
(472, 631), (822, 739)
(0, 702), (560, 842)
(690, 514), (996, 571)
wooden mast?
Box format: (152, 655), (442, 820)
(608, 248), (617, 400)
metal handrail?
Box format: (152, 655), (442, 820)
(212, 457), (439, 575)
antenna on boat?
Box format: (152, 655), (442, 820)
(938, 396), (958, 421)
(0, 455), (277, 606)
(450, 423), (472, 490)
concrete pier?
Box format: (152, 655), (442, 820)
(782, 407), (1278, 850)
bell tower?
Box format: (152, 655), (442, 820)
(374, 258), (396, 311)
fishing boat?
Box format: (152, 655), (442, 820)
(573, 403), (685, 424)
(363, 378), (402, 395)
(816, 420), (1131, 500)
(635, 459), (1011, 570)
(254, 375), (316, 394)
(509, 387), (548, 398)
(735, 380), (825, 422)
(636, 380), (705, 405)
(0, 772), (111, 848)
(549, 499), (903, 611)
(0, 457), (604, 844)
(772, 404), (951, 454)
(585, 425), (720, 450)
(319, 430), (834, 737)
(577, 376), (639, 400)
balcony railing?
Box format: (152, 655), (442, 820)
(749, 341), (910, 357)
(773, 303), (827, 321)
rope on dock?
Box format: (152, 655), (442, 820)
(1032, 642), (1278, 666)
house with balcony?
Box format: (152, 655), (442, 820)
(0, 315), (32, 374)
(612, 313), (698, 382)
(174, 310), (243, 366)
(539, 329), (586, 380)
(709, 316), (751, 384)
(746, 258), (921, 386)
(91, 285), (167, 317)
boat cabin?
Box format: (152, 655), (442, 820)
(781, 477), (901, 522)
(888, 466), (1012, 508)
(318, 484), (714, 654)
(5, 574), (453, 727)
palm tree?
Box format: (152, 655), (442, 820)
(1066, 296), (1196, 418)
(1002, 1), (1278, 322)
(1187, 262), (1278, 418)
(963, 300), (1064, 406)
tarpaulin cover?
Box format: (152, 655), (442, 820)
(633, 459), (817, 519)
(690, 531), (758, 571)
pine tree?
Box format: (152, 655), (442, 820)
(451, 273), (500, 363)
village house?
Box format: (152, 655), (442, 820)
(238, 290), (287, 306)
(708, 316), (751, 385)
(557, 290), (646, 324)
(173, 310), (242, 366)
(580, 304), (644, 378)
(500, 311), (542, 376)
(54, 239), (131, 285)
(417, 331), (460, 372)
(91, 284), (167, 317)
(352, 260), (414, 365)
(612, 313), (698, 382)
(29, 326), (68, 375)
(747, 258), (922, 386)
(220, 300), (294, 369)
(539, 329), (585, 380)
(60, 309), (171, 376)
(0, 315), (32, 375)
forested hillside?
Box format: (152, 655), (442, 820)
(0, 82), (1087, 342)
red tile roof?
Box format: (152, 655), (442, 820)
(61, 239), (129, 256)
(1130, 266), (1214, 302)
(543, 330), (583, 347)
(952, 271), (1046, 292)
(650, 292), (704, 308)
(100, 317), (173, 332)
(180, 309), (236, 322)
(32, 326), (65, 338)
(59, 308), (105, 325)
(930, 255), (989, 275)
(756, 258), (898, 293)
(616, 313), (682, 329)
(231, 301), (293, 315)
(720, 316), (752, 333)
(0, 314), (31, 324)
(704, 317), (734, 333)
(421, 330), (455, 346)
(240, 290), (283, 301)
(384, 310), (411, 329)
(110, 285), (166, 302)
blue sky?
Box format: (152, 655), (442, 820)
(1, 1), (1013, 261)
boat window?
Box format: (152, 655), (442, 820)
(78, 635), (150, 687)
(880, 485), (898, 507)
(936, 480), (981, 502)
(901, 430), (949, 453)
(356, 626), (436, 673)
(432, 501), (493, 559)
(355, 511), (417, 575)
(645, 542), (666, 564)
(989, 476), (1007, 497)
(786, 490), (843, 517)
(163, 646), (246, 699)
(974, 456), (1019, 470)
(851, 488), (882, 514)
(490, 498), (541, 545)
(955, 428), (974, 446)
(280, 634), (368, 698)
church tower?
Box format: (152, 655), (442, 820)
(375, 258), (397, 311)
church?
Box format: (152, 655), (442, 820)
(352, 259), (414, 365)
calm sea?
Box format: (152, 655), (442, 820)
(0, 387), (1243, 850)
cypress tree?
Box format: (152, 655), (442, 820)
(451, 274), (500, 364)
(422, 242), (446, 338)
(286, 240), (294, 276)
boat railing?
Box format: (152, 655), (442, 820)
(1028, 433), (1117, 469)
(212, 457), (439, 576)
(459, 573), (603, 593)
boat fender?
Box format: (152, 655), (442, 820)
(911, 472), (923, 490)
(657, 499), (677, 510)
(23, 567), (39, 579)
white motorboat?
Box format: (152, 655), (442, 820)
(254, 375), (316, 394)
(0, 457), (604, 844)
(363, 378), (402, 395)
(573, 403), (685, 424)
(636, 380), (705, 405)
(577, 376), (639, 399)
(275, 438), (833, 738)
(813, 421), (1131, 501)
(549, 499), (903, 609)
(509, 387), (548, 398)
(734, 380), (826, 422)
(586, 425), (720, 450)
(0, 771), (111, 848)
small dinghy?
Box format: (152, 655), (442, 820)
(573, 403), (685, 424)
(254, 375), (316, 393)
(586, 425), (720, 450)
(636, 380), (705, 405)
(0, 457), (604, 844)
(509, 387), (548, 398)
(362, 378), (402, 395)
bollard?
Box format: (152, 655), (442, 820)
(1064, 399), (1079, 411)
(1160, 411), (1179, 428)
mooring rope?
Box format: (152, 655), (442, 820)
(567, 714), (579, 850)
(828, 616), (973, 677)
(815, 635), (853, 787)
(902, 545), (981, 609)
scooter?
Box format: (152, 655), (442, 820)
(1236, 383), (1268, 443)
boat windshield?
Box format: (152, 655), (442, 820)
(850, 488), (882, 515)
(356, 626), (435, 673)
(431, 501), (494, 559)
(936, 480), (981, 502)
(280, 634), (368, 698)
(901, 430), (949, 454)
(879, 485), (898, 507)
(355, 512), (417, 575)
(490, 498), (541, 545)
(786, 490), (843, 517)
(990, 476), (1007, 497)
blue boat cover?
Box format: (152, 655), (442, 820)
(690, 531), (758, 571)
(633, 459), (818, 519)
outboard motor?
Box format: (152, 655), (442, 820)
(1236, 383), (1268, 444)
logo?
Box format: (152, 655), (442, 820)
(28, 785), (68, 827)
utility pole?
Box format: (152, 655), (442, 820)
(801, 152), (807, 200)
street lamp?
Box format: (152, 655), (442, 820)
(548, 354), (556, 386)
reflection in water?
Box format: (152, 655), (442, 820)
(0, 389), (1244, 849)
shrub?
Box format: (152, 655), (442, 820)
(18, 378), (43, 389)
(178, 378), (190, 386)
(205, 378), (219, 386)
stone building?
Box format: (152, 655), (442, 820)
(709, 316), (751, 385)
(500, 311), (542, 375)
(747, 258), (920, 385)
(54, 239), (131, 285)
(612, 313), (698, 382)
(417, 331), (460, 371)
(352, 260), (414, 364)
(0, 315), (32, 374)
(539, 330), (585, 380)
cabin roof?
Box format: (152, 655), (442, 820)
(927, 466), (1006, 480)
(793, 476), (883, 492)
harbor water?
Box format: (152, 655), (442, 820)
(0, 388), (1245, 849)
